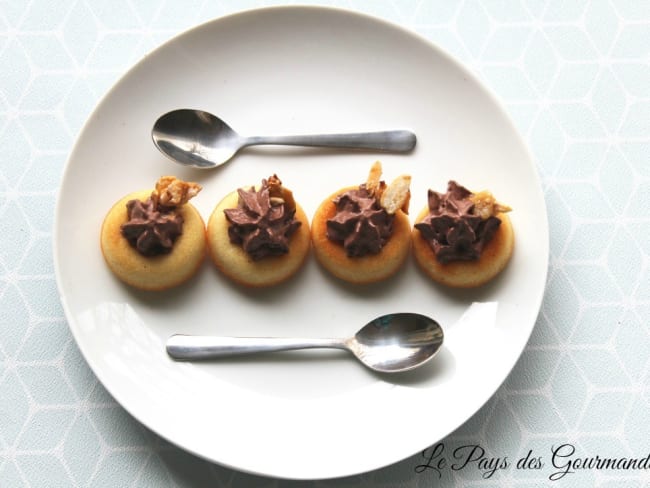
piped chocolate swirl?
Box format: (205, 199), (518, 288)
(121, 198), (183, 256)
(414, 180), (509, 264)
(120, 177), (201, 257)
(224, 175), (301, 260)
(326, 185), (394, 257)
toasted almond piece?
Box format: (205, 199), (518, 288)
(280, 187), (296, 212)
(267, 174), (283, 198)
(154, 176), (201, 206)
(380, 174), (412, 214)
(399, 188), (411, 214)
(373, 181), (387, 203)
(266, 174), (296, 211)
(269, 196), (285, 206)
(365, 161), (383, 196)
(470, 190), (512, 219)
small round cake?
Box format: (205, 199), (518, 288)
(311, 162), (412, 284)
(207, 175), (310, 287)
(412, 180), (514, 288)
(100, 177), (206, 291)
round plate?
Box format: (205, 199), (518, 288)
(54, 6), (548, 480)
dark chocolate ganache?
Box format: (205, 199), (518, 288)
(326, 185), (394, 257)
(414, 181), (501, 264)
(121, 197), (183, 257)
(224, 178), (301, 260)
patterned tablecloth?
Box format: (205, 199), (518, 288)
(2, 1), (649, 486)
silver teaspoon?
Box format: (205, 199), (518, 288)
(166, 313), (443, 373)
(152, 109), (417, 169)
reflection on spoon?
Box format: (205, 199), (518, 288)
(152, 109), (417, 169)
(166, 313), (443, 374)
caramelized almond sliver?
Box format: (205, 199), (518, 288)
(266, 174), (296, 211)
(380, 174), (411, 214)
(470, 190), (511, 219)
(154, 176), (201, 206)
(365, 161), (383, 196)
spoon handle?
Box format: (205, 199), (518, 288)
(166, 334), (347, 360)
(244, 130), (416, 152)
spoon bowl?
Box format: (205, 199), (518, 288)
(152, 109), (242, 168)
(349, 313), (444, 373)
(166, 312), (443, 373)
(152, 109), (417, 169)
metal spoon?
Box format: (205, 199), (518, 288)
(166, 313), (443, 373)
(152, 109), (417, 169)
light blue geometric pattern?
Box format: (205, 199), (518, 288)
(2, 1), (650, 486)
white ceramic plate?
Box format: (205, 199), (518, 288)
(54, 6), (548, 480)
